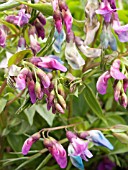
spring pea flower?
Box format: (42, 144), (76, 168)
(75, 36), (101, 58)
(65, 32), (85, 70)
(0, 26), (6, 48)
(43, 137), (67, 169)
(53, 29), (66, 53)
(6, 9), (30, 27)
(96, 0), (116, 23)
(53, 10), (63, 33)
(79, 130), (114, 150)
(100, 25), (117, 51)
(30, 55), (67, 72)
(22, 132), (41, 155)
(66, 131), (93, 162)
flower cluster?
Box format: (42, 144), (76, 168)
(96, 58), (128, 108)
(22, 129), (113, 170)
(96, 0), (128, 43)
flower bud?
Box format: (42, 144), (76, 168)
(119, 92), (128, 108)
(35, 21), (45, 40)
(22, 132), (40, 155)
(29, 34), (41, 55)
(37, 14), (46, 26)
(57, 93), (66, 109)
(55, 102), (65, 114)
(35, 81), (43, 100)
(36, 68), (51, 88)
(0, 27), (6, 48)
(58, 83), (66, 99)
(53, 10), (62, 33)
(27, 78), (36, 104)
(18, 37), (26, 49)
(113, 80), (122, 102)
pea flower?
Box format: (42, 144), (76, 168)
(53, 10), (63, 33)
(43, 137), (67, 169)
(22, 132), (41, 155)
(96, 0), (116, 23)
(0, 26), (6, 48)
(79, 130), (114, 150)
(53, 29), (65, 53)
(65, 32), (85, 70)
(6, 9), (30, 27)
(66, 131), (93, 169)
(30, 55), (67, 72)
(29, 34), (41, 55)
(35, 20), (45, 40)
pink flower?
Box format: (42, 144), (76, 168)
(0, 27), (6, 48)
(16, 68), (29, 90)
(29, 34), (41, 55)
(22, 133), (40, 155)
(110, 59), (126, 80)
(96, 71), (111, 95)
(53, 10), (63, 33)
(44, 137), (67, 169)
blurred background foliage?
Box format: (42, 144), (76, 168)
(0, 0), (128, 170)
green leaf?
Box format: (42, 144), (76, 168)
(36, 104), (55, 126)
(84, 84), (108, 125)
(24, 105), (36, 126)
(0, 0), (27, 11)
(113, 133), (128, 144)
(17, 1), (53, 16)
(0, 98), (7, 114)
(8, 49), (33, 67)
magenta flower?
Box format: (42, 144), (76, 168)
(6, 9), (30, 27)
(35, 21), (45, 40)
(27, 78), (36, 104)
(110, 59), (125, 80)
(96, 71), (111, 95)
(66, 131), (93, 161)
(123, 79), (128, 93)
(96, 0), (116, 23)
(22, 133), (40, 155)
(0, 27), (6, 48)
(43, 137), (67, 169)
(16, 68), (29, 90)
(53, 10), (63, 33)
(33, 55), (67, 72)
(37, 14), (46, 26)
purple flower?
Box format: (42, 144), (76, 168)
(113, 80), (122, 102)
(37, 56), (67, 72)
(53, 10), (63, 33)
(35, 81), (44, 100)
(22, 132), (40, 155)
(37, 14), (46, 26)
(43, 137), (67, 169)
(29, 34), (41, 55)
(16, 68), (29, 90)
(110, 59), (126, 80)
(97, 157), (116, 170)
(66, 131), (93, 161)
(96, 0), (116, 23)
(27, 78), (36, 104)
(119, 92), (128, 108)
(62, 10), (73, 34)
(36, 68), (51, 88)
(123, 79), (128, 93)
(18, 37), (26, 49)
(96, 71), (111, 95)
(35, 21), (45, 40)
(0, 27), (6, 48)
(113, 20), (128, 42)
(6, 9), (30, 27)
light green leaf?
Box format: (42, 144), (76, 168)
(36, 104), (55, 126)
(0, 98), (7, 114)
(110, 124), (128, 133)
(84, 84), (108, 125)
(8, 49), (33, 67)
(24, 105), (36, 126)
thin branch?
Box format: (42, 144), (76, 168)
(0, 79), (7, 95)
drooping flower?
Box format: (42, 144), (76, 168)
(22, 132), (40, 155)
(35, 20), (45, 40)
(96, 71), (111, 95)
(30, 55), (67, 72)
(43, 137), (67, 169)
(75, 36), (101, 58)
(110, 59), (126, 80)
(100, 25), (117, 51)
(65, 32), (85, 70)
(53, 29), (65, 53)
(119, 92), (128, 108)
(79, 130), (114, 150)
(16, 68), (29, 90)
(29, 34), (41, 55)
(37, 13), (46, 26)
(113, 80), (122, 102)
(85, 0), (99, 26)
(66, 131), (93, 161)
(0, 26), (6, 48)
(96, 0), (116, 23)
(6, 9), (30, 27)
(18, 37), (26, 50)
(53, 10), (63, 33)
